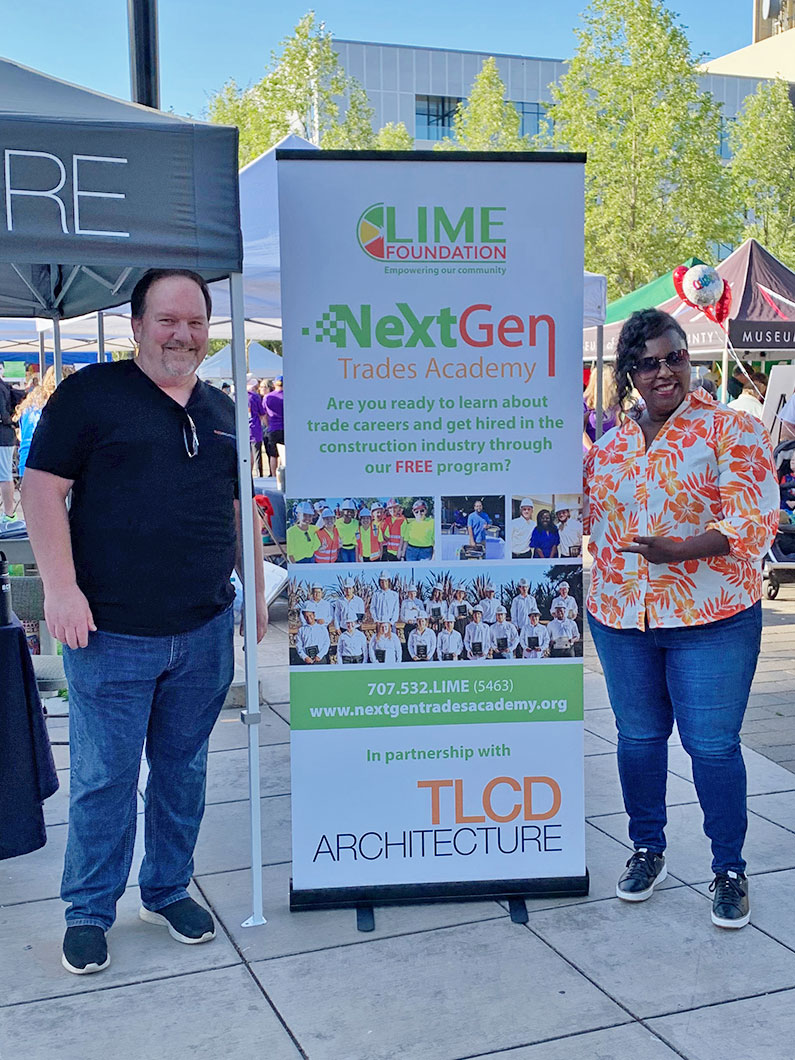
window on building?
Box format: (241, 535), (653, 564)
(415, 95), (460, 141)
(719, 117), (735, 160)
(514, 101), (549, 139)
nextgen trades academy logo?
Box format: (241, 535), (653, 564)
(356, 202), (507, 262)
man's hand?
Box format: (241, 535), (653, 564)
(620, 536), (685, 565)
(238, 593), (269, 643)
(44, 583), (97, 649)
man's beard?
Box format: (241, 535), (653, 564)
(161, 344), (203, 377)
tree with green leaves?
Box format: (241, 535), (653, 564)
(208, 12), (414, 163)
(546, 0), (735, 297)
(375, 122), (415, 151)
(436, 57), (530, 152)
(730, 78), (795, 267)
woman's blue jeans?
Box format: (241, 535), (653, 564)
(61, 606), (234, 930)
(587, 603), (762, 875)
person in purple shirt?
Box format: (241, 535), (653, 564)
(246, 373), (267, 477)
(263, 375), (284, 477)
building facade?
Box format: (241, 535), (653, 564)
(333, 39), (773, 152)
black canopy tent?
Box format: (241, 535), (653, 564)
(0, 57), (266, 926)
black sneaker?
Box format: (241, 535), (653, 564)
(710, 871), (750, 929)
(139, 897), (215, 944)
(62, 926), (110, 975)
(616, 848), (667, 901)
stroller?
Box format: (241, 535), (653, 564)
(763, 438), (795, 599)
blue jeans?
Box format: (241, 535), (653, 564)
(405, 544), (433, 561)
(587, 603), (762, 874)
(61, 606), (234, 930)
(338, 547), (357, 562)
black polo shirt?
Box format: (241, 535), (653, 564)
(26, 360), (239, 636)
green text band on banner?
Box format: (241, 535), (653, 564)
(278, 150), (588, 910)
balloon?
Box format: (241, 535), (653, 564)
(714, 280), (732, 325)
(672, 265), (689, 305)
(681, 264), (724, 308)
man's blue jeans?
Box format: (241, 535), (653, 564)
(587, 603), (762, 875)
(61, 606), (234, 930)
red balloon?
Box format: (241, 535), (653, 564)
(672, 265), (689, 305)
(714, 280), (732, 325)
(703, 305), (719, 324)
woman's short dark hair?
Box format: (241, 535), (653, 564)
(130, 269), (212, 319)
(614, 309), (687, 410)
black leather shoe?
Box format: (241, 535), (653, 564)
(139, 897), (215, 944)
(710, 871), (749, 928)
(62, 926), (110, 975)
(616, 848), (667, 901)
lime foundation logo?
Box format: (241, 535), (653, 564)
(357, 203), (508, 262)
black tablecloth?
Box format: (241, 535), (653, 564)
(0, 616), (59, 860)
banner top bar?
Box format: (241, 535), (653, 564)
(276, 149), (587, 163)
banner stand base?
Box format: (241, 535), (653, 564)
(290, 871), (589, 914)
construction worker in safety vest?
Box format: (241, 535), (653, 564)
(356, 506), (383, 563)
(381, 498), (405, 562)
(370, 500), (386, 540)
(335, 499), (359, 563)
(314, 508), (340, 564)
(399, 498), (434, 561)
(286, 501), (318, 564)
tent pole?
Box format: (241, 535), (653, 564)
(38, 332), (46, 378)
(53, 318), (63, 385)
(720, 328), (729, 404)
(97, 312), (105, 364)
(595, 324), (604, 439)
(230, 271), (267, 929)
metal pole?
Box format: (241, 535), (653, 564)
(38, 332), (46, 378)
(127, 0), (160, 109)
(229, 272), (266, 929)
(53, 318), (63, 385)
(97, 311), (105, 364)
(595, 325), (604, 439)
(720, 329), (729, 403)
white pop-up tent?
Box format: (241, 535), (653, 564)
(198, 341), (283, 381)
(0, 57), (267, 925)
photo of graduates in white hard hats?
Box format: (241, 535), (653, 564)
(440, 496), (506, 560)
(510, 494), (583, 559)
(286, 497), (435, 564)
(287, 564), (583, 667)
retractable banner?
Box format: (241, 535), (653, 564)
(278, 151), (587, 908)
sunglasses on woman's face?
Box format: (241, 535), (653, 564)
(630, 348), (689, 378)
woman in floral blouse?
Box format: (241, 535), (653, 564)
(584, 308), (778, 930)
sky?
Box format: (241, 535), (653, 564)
(3, 0), (755, 118)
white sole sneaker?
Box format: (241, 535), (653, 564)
(616, 863), (668, 902)
(61, 952), (111, 975)
(711, 907), (750, 929)
(138, 905), (215, 944)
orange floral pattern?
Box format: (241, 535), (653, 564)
(584, 389), (779, 630)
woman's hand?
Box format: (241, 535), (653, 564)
(621, 530), (729, 565)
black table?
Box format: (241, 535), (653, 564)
(0, 616), (59, 860)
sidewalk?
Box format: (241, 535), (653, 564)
(3, 594), (795, 1059)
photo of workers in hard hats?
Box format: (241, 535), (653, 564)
(440, 496), (506, 561)
(287, 563), (583, 666)
(510, 495), (583, 559)
(286, 497), (435, 563)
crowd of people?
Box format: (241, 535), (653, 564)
(246, 372), (284, 477)
(286, 497), (435, 564)
(289, 572), (583, 666)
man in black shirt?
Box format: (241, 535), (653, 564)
(22, 269), (268, 976)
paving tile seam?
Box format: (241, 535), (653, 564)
(201, 792), (292, 808)
(636, 983), (795, 1023)
(191, 877), (310, 1060)
(585, 797), (700, 819)
(247, 911), (511, 964)
(747, 806), (795, 837)
(0, 960), (244, 1011)
(193, 860), (292, 881)
(448, 1017), (638, 1060)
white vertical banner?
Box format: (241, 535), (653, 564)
(278, 152), (588, 908)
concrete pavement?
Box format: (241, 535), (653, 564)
(3, 590), (795, 1059)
